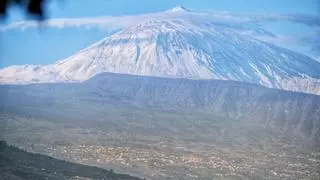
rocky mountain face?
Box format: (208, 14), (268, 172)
(87, 73), (320, 143)
(1, 73), (319, 146)
(0, 7), (320, 95)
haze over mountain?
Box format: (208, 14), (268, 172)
(1, 73), (320, 179)
(0, 7), (320, 95)
(1, 72), (320, 147)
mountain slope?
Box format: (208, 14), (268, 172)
(0, 140), (143, 180)
(1, 73), (320, 146)
(1, 73), (319, 179)
(0, 8), (320, 94)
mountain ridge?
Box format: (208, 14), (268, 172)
(1, 72), (320, 147)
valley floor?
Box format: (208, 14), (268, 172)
(1, 111), (319, 180)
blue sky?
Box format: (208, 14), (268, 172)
(6, 0), (319, 20)
(44, 0), (319, 16)
(47, 0), (320, 16)
(0, 0), (319, 68)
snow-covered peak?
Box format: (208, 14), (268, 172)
(167, 6), (192, 12)
(0, 10), (320, 95)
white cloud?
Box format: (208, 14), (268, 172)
(1, 10), (319, 31)
(246, 27), (320, 61)
(0, 9), (319, 60)
(0, 12), (173, 31)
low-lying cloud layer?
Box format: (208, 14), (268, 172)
(1, 9), (319, 60)
(1, 10), (319, 30)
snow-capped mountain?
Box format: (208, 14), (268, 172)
(167, 6), (192, 12)
(1, 7), (320, 95)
